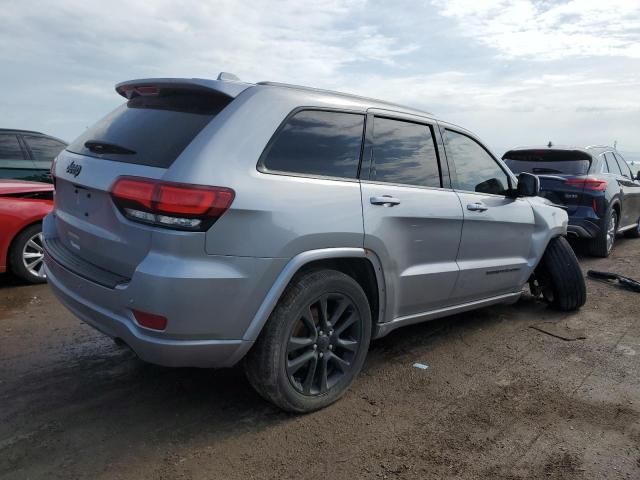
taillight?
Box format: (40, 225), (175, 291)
(117, 84), (160, 99)
(565, 177), (608, 191)
(111, 176), (234, 231)
(132, 309), (167, 331)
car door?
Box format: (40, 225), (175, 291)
(360, 111), (464, 320)
(0, 133), (36, 180)
(440, 125), (535, 304)
(21, 135), (66, 183)
(612, 152), (640, 228)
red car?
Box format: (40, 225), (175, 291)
(0, 180), (53, 283)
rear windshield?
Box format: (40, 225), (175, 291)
(67, 89), (231, 168)
(503, 150), (591, 176)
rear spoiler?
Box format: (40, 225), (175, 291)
(115, 76), (251, 100)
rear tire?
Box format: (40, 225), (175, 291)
(244, 269), (372, 413)
(8, 223), (47, 284)
(535, 236), (586, 311)
(588, 209), (617, 257)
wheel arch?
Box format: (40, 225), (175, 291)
(242, 248), (386, 343)
(610, 198), (621, 219)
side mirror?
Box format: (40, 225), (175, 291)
(517, 172), (540, 197)
(636, 172), (640, 182)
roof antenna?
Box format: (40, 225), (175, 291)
(614, 140), (618, 149)
(547, 141), (553, 148)
(217, 72), (241, 82)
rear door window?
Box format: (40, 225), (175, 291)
(260, 110), (364, 179)
(67, 90), (231, 168)
(23, 135), (66, 163)
(0, 134), (27, 161)
(369, 117), (441, 188)
(445, 130), (510, 195)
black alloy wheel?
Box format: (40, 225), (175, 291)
(286, 293), (362, 396)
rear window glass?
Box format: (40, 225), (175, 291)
(67, 90), (231, 168)
(23, 135), (66, 163)
(503, 150), (590, 175)
(260, 110), (364, 179)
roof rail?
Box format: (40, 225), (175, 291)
(585, 145), (612, 150)
(257, 81), (434, 116)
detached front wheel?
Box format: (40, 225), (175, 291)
(245, 269), (371, 413)
(532, 236), (586, 311)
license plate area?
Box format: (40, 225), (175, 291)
(70, 185), (99, 219)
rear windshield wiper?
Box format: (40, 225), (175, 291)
(84, 140), (136, 155)
(531, 167), (564, 174)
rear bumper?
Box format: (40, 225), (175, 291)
(567, 210), (603, 239)
(48, 262), (251, 367)
(567, 224), (596, 238)
(43, 218), (286, 368)
(44, 255), (253, 367)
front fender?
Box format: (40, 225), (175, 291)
(526, 197), (568, 273)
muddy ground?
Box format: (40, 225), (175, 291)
(1, 239), (639, 480)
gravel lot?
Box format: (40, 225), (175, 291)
(1, 239), (639, 479)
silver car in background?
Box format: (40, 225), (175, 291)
(44, 73), (586, 412)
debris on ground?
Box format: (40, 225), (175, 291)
(530, 322), (587, 341)
(587, 270), (640, 293)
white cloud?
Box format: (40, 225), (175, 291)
(0, 0), (414, 84)
(0, 0), (638, 154)
(432, 0), (640, 60)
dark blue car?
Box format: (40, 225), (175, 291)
(503, 146), (640, 257)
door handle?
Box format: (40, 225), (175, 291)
(370, 195), (401, 206)
(467, 202), (488, 212)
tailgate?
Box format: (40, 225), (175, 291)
(51, 152), (165, 279)
(49, 81), (237, 280)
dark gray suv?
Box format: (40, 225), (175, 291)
(0, 129), (66, 183)
(44, 74), (586, 412)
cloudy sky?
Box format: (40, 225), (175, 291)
(1, 0), (639, 159)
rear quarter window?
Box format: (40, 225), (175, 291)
(67, 90), (231, 168)
(612, 152), (633, 178)
(0, 134), (26, 161)
(605, 152), (624, 175)
(259, 109), (365, 179)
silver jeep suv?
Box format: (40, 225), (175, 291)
(44, 73), (586, 412)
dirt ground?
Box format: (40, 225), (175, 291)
(1, 239), (639, 480)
